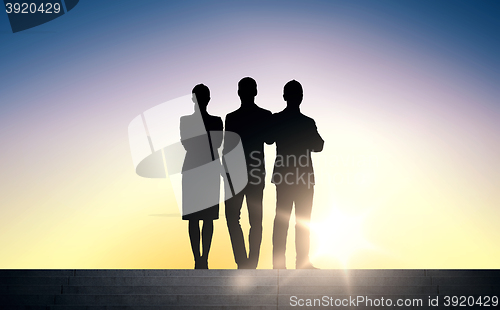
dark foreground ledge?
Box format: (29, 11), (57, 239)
(0, 269), (499, 309)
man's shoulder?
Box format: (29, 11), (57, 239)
(272, 109), (285, 117)
(206, 114), (222, 122)
(272, 110), (317, 128)
(299, 113), (316, 124)
(245, 104), (272, 118)
(225, 108), (241, 122)
(205, 114), (223, 127)
(273, 109), (313, 119)
(255, 105), (272, 116)
(226, 104), (271, 119)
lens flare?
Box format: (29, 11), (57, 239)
(310, 208), (374, 268)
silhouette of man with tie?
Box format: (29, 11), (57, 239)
(224, 77), (273, 269)
(271, 80), (324, 269)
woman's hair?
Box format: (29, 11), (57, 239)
(192, 84), (210, 104)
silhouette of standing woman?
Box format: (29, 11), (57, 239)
(180, 84), (223, 269)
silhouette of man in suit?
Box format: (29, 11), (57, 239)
(270, 80), (324, 269)
(224, 77), (273, 269)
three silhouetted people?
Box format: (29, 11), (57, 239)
(180, 79), (323, 269)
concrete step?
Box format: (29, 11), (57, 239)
(0, 270), (277, 277)
(67, 276), (277, 286)
(0, 294), (56, 306)
(63, 275), (442, 287)
(431, 276), (500, 286)
(1, 269), (499, 309)
(54, 294), (277, 306)
(60, 284), (438, 295)
(74, 269), (278, 277)
(9, 284), (477, 296)
(0, 284), (273, 295)
(3, 307), (277, 310)
(62, 285), (277, 295)
(0, 270), (74, 277)
(2, 269), (499, 278)
(278, 285), (438, 294)
(438, 285), (500, 295)
(279, 275), (432, 286)
(0, 269), (426, 278)
(278, 269), (426, 277)
(50, 307), (276, 310)
(2, 307), (48, 310)
(426, 270), (500, 277)
(0, 277), (69, 285)
(0, 285), (62, 295)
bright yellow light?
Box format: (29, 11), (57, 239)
(310, 208), (374, 268)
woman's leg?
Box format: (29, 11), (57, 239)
(200, 219), (214, 268)
(188, 220), (201, 268)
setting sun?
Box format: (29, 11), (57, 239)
(310, 208), (374, 268)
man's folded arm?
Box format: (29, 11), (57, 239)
(310, 121), (324, 152)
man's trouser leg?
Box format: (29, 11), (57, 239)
(272, 185), (294, 269)
(295, 185), (314, 268)
(246, 185), (264, 269)
(225, 190), (247, 267)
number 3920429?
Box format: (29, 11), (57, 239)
(5, 3), (61, 14)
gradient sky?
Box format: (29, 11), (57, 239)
(0, 0), (499, 269)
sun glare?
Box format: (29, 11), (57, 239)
(310, 208), (374, 268)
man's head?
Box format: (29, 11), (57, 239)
(238, 77), (257, 101)
(192, 83), (210, 110)
(283, 80), (303, 108)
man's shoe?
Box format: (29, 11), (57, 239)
(194, 256), (209, 269)
(297, 262), (318, 269)
(246, 259), (258, 269)
(237, 259), (250, 269)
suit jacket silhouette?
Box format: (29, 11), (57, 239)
(223, 103), (273, 187)
(271, 107), (324, 186)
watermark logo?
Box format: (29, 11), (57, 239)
(128, 95), (248, 217)
(3, 0), (79, 33)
